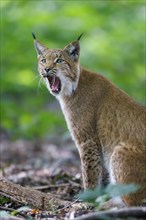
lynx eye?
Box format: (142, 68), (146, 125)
(56, 58), (64, 64)
(41, 58), (46, 64)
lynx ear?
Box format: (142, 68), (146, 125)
(64, 33), (83, 61)
(32, 32), (47, 57)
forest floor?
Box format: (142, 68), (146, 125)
(0, 132), (93, 219)
(1, 132), (146, 220)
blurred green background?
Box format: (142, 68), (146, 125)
(1, 0), (145, 140)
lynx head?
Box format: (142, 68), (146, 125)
(33, 33), (83, 98)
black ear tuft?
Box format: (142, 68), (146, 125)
(32, 32), (36, 40)
(64, 34), (83, 61)
(77, 33), (84, 41)
(33, 34), (48, 56)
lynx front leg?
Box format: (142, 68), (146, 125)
(78, 140), (102, 190)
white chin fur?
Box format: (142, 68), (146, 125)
(45, 73), (79, 98)
(59, 75), (78, 98)
(58, 68), (80, 98)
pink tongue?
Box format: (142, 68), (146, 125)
(52, 77), (59, 92)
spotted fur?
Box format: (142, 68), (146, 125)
(33, 36), (146, 207)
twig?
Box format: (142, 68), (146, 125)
(58, 197), (81, 211)
(73, 207), (146, 220)
(0, 206), (17, 212)
(0, 206), (30, 219)
(32, 183), (71, 190)
(68, 180), (81, 187)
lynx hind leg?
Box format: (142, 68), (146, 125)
(110, 143), (146, 206)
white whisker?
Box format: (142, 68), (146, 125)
(37, 77), (44, 95)
(31, 74), (40, 83)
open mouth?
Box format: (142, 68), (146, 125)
(47, 75), (61, 94)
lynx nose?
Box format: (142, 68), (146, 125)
(45, 67), (51, 73)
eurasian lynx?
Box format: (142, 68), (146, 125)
(33, 33), (146, 206)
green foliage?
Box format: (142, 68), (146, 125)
(0, 196), (11, 205)
(105, 183), (140, 198)
(78, 183), (140, 208)
(1, 1), (145, 140)
(11, 206), (30, 217)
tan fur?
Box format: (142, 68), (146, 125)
(33, 36), (146, 207)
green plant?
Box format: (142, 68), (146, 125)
(78, 183), (140, 208)
(0, 196), (11, 205)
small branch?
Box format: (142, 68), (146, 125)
(0, 206), (17, 212)
(32, 183), (71, 190)
(0, 177), (71, 210)
(73, 207), (146, 220)
(0, 206), (28, 219)
(58, 198), (80, 211)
